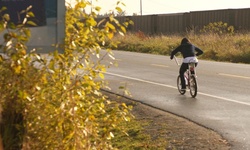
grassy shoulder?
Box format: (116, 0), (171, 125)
(105, 91), (231, 150)
(110, 94), (168, 149)
(111, 32), (250, 64)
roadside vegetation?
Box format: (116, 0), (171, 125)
(113, 22), (250, 64)
(0, 1), (169, 149)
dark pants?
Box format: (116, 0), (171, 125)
(179, 63), (198, 89)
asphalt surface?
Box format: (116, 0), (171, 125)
(101, 50), (250, 150)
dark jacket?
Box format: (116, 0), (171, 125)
(170, 42), (203, 59)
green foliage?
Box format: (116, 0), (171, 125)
(0, 1), (133, 149)
(200, 21), (235, 35)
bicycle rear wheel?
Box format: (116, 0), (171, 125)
(177, 75), (185, 95)
(189, 75), (197, 98)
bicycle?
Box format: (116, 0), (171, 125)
(174, 56), (198, 98)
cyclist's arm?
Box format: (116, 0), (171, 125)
(195, 47), (203, 56)
(170, 46), (181, 59)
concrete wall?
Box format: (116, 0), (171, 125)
(28, 0), (65, 53)
(0, 0), (65, 53)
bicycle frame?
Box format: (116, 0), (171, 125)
(186, 62), (198, 98)
(188, 62), (196, 76)
(174, 55), (196, 79)
(174, 56), (198, 98)
(184, 62), (196, 86)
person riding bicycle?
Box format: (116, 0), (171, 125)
(170, 38), (203, 91)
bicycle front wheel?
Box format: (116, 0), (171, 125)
(177, 75), (185, 95)
(189, 75), (197, 98)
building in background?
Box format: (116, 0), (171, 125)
(0, 0), (65, 53)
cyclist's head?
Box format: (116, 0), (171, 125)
(181, 38), (189, 44)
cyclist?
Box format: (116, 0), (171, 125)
(170, 38), (203, 91)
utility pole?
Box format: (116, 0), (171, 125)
(90, 0), (92, 13)
(140, 0), (142, 15)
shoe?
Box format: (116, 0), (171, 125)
(181, 88), (186, 92)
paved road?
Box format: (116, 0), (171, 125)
(101, 50), (250, 150)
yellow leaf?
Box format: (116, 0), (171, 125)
(27, 11), (35, 17)
(106, 22), (115, 30)
(41, 75), (47, 84)
(101, 66), (106, 72)
(120, 26), (126, 33)
(107, 32), (113, 39)
(115, 7), (122, 13)
(0, 6), (7, 12)
(27, 21), (37, 26)
(99, 72), (105, 79)
(14, 65), (21, 74)
(95, 6), (101, 11)
(3, 14), (10, 21)
(122, 103), (127, 108)
(75, 2), (86, 9)
(89, 115), (95, 121)
(87, 18), (97, 26)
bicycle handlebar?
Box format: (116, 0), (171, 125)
(173, 55), (180, 66)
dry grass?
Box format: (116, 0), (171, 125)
(112, 32), (250, 63)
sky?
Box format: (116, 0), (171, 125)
(66, 0), (250, 15)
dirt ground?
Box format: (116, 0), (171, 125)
(105, 91), (231, 150)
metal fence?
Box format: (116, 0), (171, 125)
(114, 8), (250, 35)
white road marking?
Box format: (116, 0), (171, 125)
(199, 92), (250, 106)
(151, 64), (169, 68)
(105, 72), (176, 89)
(218, 73), (250, 80)
(105, 72), (250, 106)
